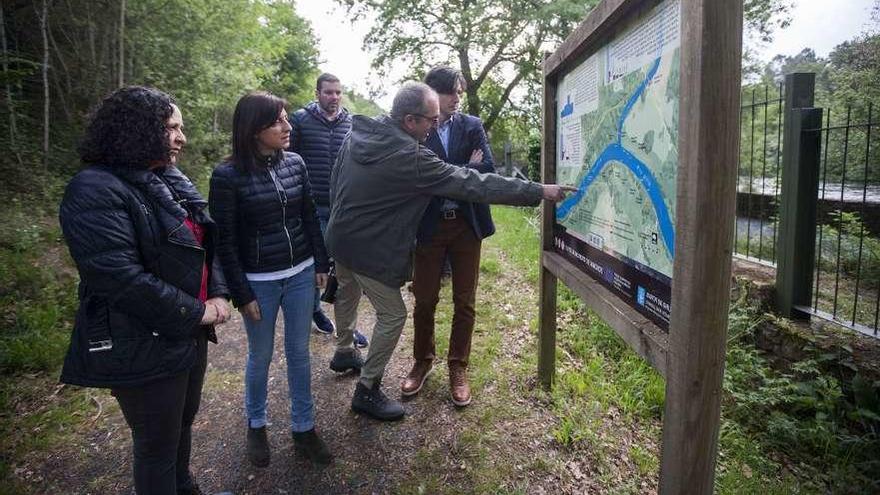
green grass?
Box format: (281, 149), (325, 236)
(488, 205), (880, 494)
(0, 377), (108, 494)
(0, 203), (84, 490)
(0, 207), (78, 373)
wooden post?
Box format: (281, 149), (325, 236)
(659, 0), (742, 493)
(775, 73), (819, 319)
(538, 54), (558, 391)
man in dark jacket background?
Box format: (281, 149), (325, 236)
(325, 81), (574, 421)
(289, 73), (368, 348)
(403, 66), (497, 407)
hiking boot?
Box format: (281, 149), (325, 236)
(329, 348), (364, 373)
(401, 360), (433, 396)
(292, 428), (334, 465)
(246, 426), (270, 467)
(353, 330), (369, 349)
(351, 381), (405, 421)
(313, 310), (335, 335)
(449, 362), (471, 407)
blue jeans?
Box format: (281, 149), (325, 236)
(313, 206), (330, 314)
(243, 265), (315, 432)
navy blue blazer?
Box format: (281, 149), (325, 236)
(417, 113), (496, 242)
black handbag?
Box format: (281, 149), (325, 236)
(320, 265), (338, 304)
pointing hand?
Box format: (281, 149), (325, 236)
(541, 185), (579, 202)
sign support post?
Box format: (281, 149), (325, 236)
(659, 1), (742, 492)
(539, 61), (559, 390)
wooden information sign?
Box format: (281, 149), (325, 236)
(538, 0), (742, 492)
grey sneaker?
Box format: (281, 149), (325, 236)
(351, 381), (405, 421)
(329, 348), (364, 373)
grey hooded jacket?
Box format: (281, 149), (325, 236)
(326, 115), (543, 287)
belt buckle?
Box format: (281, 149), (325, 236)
(443, 210), (457, 220)
(88, 339), (113, 353)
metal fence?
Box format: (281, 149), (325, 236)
(735, 83), (785, 264)
(735, 74), (880, 339)
(806, 103), (879, 337)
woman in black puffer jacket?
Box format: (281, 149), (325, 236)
(59, 86), (230, 495)
(209, 91), (332, 467)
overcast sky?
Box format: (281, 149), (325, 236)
(748, 0), (876, 60)
(295, 0), (877, 110)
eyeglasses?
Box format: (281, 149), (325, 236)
(411, 113), (440, 127)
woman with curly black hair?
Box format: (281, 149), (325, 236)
(59, 86), (230, 495)
(209, 91), (332, 467)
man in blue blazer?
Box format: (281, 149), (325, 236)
(402, 67), (496, 407)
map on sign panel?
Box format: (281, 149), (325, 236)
(556, 0), (680, 282)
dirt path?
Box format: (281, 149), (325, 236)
(15, 240), (655, 494)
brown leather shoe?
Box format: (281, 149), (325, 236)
(401, 360), (433, 396)
(449, 363), (471, 407)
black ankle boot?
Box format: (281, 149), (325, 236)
(292, 428), (333, 465)
(247, 426), (270, 467)
(351, 381), (405, 421)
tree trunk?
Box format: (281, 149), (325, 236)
(0, 5), (23, 166)
(39, 0), (50, 171)
(118, 0), (125, 87)
(1, 5), (18, 146)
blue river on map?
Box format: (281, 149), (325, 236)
(556, 56), (675, 257)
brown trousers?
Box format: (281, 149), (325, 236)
(412, 215), (482, 367)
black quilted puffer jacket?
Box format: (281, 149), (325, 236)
(59, 165), (228, 388)
(288, 102), (352, 208)
(209, 151), (329, 307)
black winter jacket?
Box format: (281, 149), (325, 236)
(289, 102), (352, 208)
(59, 165), (228, 388)
(209, 151), (330, 307)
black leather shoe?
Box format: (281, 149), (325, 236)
(351, 381), (405, 421)
(247, 426), (270, 467)
(329, 348), (364, 373)
(292, 428), (334, 465)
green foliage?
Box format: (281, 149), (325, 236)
(815, 211), (880, 289)
(723, 289), (880, 492)
(0, 203), (77, 373)
(344, 89), (386, 117)
(0, 0), (321, 198)
(744, 0), (793, 43)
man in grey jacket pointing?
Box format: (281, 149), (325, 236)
(325, 82), (574, 421)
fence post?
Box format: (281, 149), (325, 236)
(776, 73), (822, 318)
(504, 140), (513, 176)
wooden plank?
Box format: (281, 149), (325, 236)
(659, 0), (742, 493)
(543, 0), (633, 77)
(543, 0), (666, 78)
(538, 57), (559, 390)
(543, 251), (668, 376)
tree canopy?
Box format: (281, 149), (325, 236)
(0, 0), (321, 194)
(338, 0), (600, 133)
